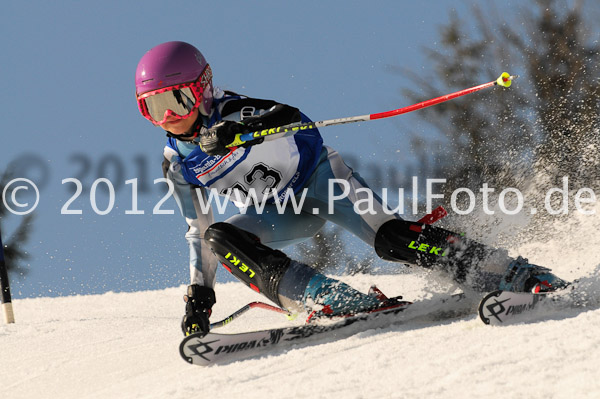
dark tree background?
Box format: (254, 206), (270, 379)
(0, 170), (33, 276)
(299, 0), (600, 272)
(398, 0), (600, 237)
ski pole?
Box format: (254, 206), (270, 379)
(226, 72), (517, 147)
(209, 301), (294, 331)
(0, 226), (15, 324)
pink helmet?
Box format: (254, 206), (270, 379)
(135, 41), (213, 116)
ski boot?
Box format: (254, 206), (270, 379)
(302, 274), (409, 322)
(499, 256), (570, 293)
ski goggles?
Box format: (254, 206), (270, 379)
(136, 65), (212, 125)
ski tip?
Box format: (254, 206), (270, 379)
(179, 332), (215, 366)
(478, 290), (504, 325)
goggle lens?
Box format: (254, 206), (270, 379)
(143, 87), (197, 123)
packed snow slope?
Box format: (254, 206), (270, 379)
(2, 208), (600, 399)
(3, 276), (600, 398)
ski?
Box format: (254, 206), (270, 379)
(478, 288), (588, 325)
(478, 291), (550, 325)
(180, 292), (475, 366)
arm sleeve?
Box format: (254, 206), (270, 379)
(162, 152), (217, 288)
(242, 103), (302, 131)
(219, 97), (302, 142)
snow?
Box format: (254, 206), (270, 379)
(2, 208), (600, 399)
(2, 277), (600, 398)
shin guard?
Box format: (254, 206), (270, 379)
(374, 219), (510, 289)
(204, 223), (291, 306)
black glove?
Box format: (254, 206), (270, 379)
(199, 120), (248, 156)
(181, 284), (216, 337)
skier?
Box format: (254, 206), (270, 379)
(135, 41), (568, 336)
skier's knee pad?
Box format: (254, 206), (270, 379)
(204, 222), (291, 306)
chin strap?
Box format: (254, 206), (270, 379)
(165, 117), (207, 143)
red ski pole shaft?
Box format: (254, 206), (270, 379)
(370, 75), (512, 120)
